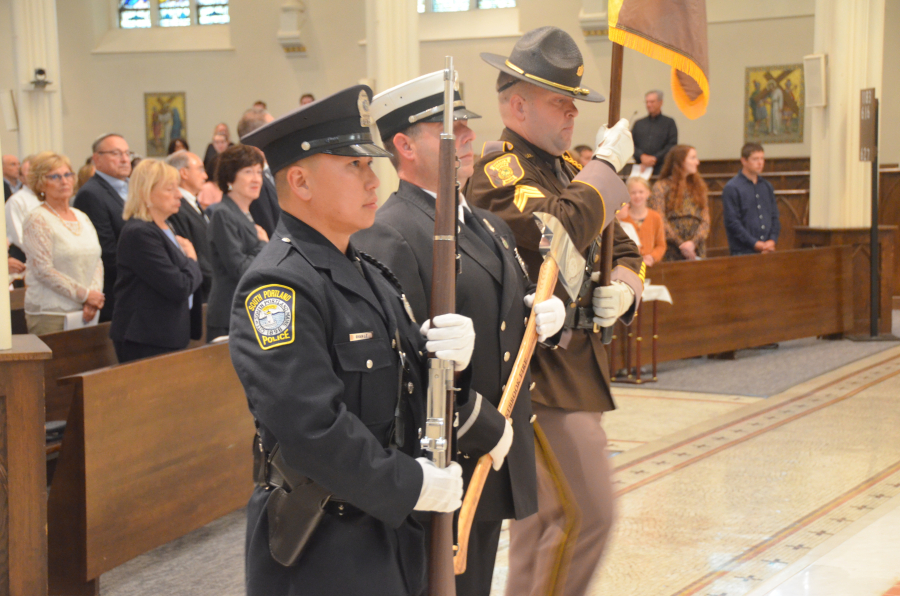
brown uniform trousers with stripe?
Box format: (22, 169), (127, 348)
(467, 128), (644, 595)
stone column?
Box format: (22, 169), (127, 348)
(9, 0), (64, 156)
(808, 0), (884, 227)
(365, 0), (419, 203)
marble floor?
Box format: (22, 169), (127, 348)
(491, 345), (900, 596)
(102, 343), (900, 596)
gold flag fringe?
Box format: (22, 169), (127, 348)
(608, 27), (709, 119)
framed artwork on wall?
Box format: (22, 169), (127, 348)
(744, 64), (803, 144)
(145, 92), (187, 157)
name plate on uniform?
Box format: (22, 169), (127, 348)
(350, 332), (374, 341)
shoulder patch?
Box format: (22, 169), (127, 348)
(513, 185), (545, 212)
(245, 284), (296, 350)
(485, 154), (525, 188)
(480, 140), (513, 158)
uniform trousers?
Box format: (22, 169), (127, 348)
(455, 519), (503, 596)
(505, 403), (614, 596)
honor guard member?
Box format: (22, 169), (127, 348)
(354, 72), (567, 596)
(233, 85), (478, 596)
(467, 27), (645, 596)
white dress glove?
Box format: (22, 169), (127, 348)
(489, 419), (514, 471)
(420, 314), (476, 371)
(524, 294), (566, 342)
(591, 280), (635, 327)
(414, 458), (463, 512)
(593, 118), (634, 173)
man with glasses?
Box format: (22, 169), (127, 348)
(74, 133), (133, 321)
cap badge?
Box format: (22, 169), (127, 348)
(576, 65), (584, 77)
(358, 90), (373, 127)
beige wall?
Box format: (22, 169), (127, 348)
(424, 1), (815, 164)
(882, 0), (900, 165)
(0, 0), (19, 156)
(0, 0), (893, 165)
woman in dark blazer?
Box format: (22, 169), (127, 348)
(206, 144), (267, 341)
(111, 159), (203, 363)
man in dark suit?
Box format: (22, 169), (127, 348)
(632, 89), (678, 176)
(353, 71), (566, 596)
(166, 150), (213, 302)
(237, 107), (282, 237)
(74, 133), (132, 321)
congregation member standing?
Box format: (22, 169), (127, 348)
(619, 177), (666, 267)
(166, 150), (213, 302)
(650, 144), (710, 261)
(235, 85), (472, 596)
(722, 142), (780, 255)
(74, 133), (133, 321)
(355, 71), (566, 596)
(632, 90), (678, 176)
(21, 152), (104, 335)
(468, 27), (644, 596)
(206, 144), (267, 341)
(110, 159), (202, 363)
(237, 107), (282, 237)
(203, 122), (232, 177)
(5, 154), (38, 262)
(3, 154), (22, 199)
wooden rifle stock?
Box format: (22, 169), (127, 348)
(599, 42), (624, 345)
(453, 255), (560, 574)
(426, 58), (458, 596)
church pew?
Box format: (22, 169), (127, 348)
(611, 246), (854, 372)
(46, 341), (254, 596)
(39, 323), (118, 423)
(9, 287), (27, 334)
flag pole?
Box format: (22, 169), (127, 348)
(598, 42), (624, 345)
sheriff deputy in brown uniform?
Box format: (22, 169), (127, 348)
(466, 27), (645, 596)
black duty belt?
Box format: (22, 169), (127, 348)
(564, 305), (599, 332)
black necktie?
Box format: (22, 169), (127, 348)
(463, 208), (501, 259)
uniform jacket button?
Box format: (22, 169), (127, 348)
(504, 352), (510, 362)
(366, 359), (373, 369)
(501, 321), (506, 331)
(407, 382), (414, 394)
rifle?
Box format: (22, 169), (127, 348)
(421, 56), (458, 596)
(454, 212), (585, 574)
(598, 42), (624, 345)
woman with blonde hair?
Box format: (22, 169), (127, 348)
(649, 144), (710, 261)
(619, 176), (666, 266)
(110, 158), (203, 363)
(21, 151), (104, 334)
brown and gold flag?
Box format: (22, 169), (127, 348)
(608, 0), (710, 119)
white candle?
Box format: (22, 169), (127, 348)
(0, 134), (12, 350)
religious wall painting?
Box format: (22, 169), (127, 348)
(744, 64), (803, 144)
(145, 92), (187, 157)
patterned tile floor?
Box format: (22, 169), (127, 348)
(491, 346), (900, 596)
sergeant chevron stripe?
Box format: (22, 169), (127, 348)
(513, 185), (545, 212)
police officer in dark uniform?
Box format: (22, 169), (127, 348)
(232, 85), (478, 596)
(354, 71), (566, 595)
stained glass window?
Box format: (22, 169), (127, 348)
(198, 0), (230, 25)
(119, 0), (151, 28)
(432, 0), (470, 11)
(477, 0), (515, 7)
(159, 0), (190, 27)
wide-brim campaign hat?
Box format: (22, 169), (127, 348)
(241, 84), (391, 174)
(371, 71), (481, 142)
(481, 26), (604, 103)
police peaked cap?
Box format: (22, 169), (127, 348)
(371, 71), (481, 142)
(241, 84), (391, 174)
(481, 26), (605, 103)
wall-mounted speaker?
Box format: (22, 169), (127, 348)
(803, 54), (827, 107)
